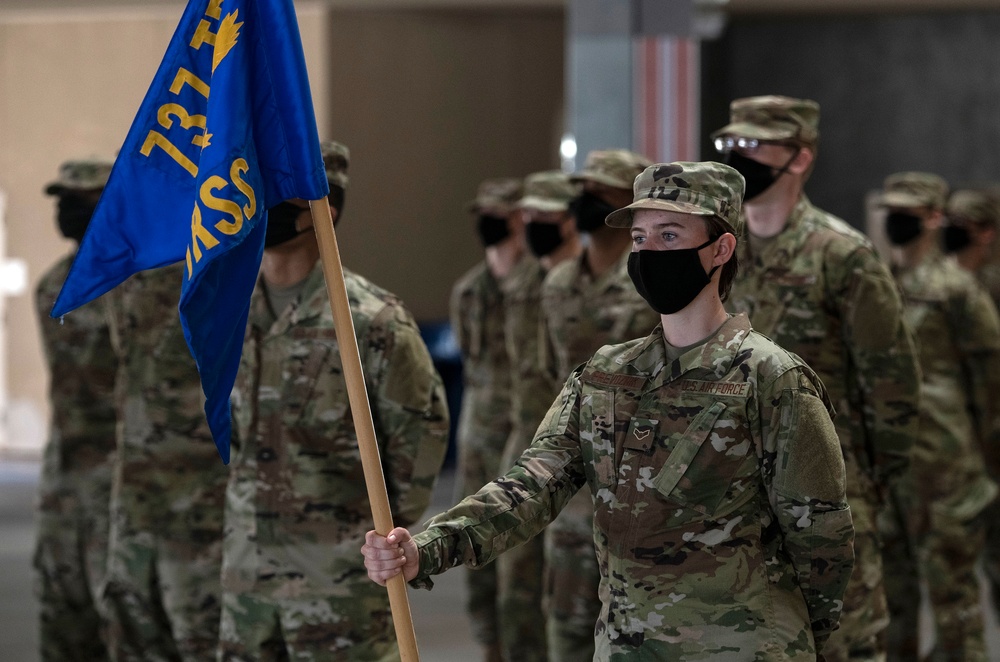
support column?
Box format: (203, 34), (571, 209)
(565, 0), (725, 168)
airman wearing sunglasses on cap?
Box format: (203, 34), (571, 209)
(713, 95), (920, 662)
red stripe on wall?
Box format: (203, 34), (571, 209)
(643, 38), (660, 161)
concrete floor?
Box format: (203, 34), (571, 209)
(2, 458), (1000, 661)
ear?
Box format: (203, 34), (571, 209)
(713, 232), (737, 266)
(787, 146), (814, 176)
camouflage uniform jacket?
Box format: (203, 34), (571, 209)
(104, 262), (227, 535)
(895, 250), (1000, 518)
(541, 248), (659, 378)
(500, 255), (557, 466)
(224, 263), (450, 598)
(35, 252), (116, 503)
(728, 195), (919, 535)
(413, 314), (855, 659)
(450, 260), (512, 488)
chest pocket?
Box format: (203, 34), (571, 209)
(651, 401), (751, 519)
(280, 329), (350, 431)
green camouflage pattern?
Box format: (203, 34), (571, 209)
(321, 140), (350, 190)
(449, 260), (513, 650)
(518, 170), (577, 213)
(32, 252), (116, 662)
(711, 95), (821, 146)
(878, 171), (948, 210)
(539, 248), (659, 661)
(220, 263), (449, 660)
(496, 254), (556, 661)
(570, 149), (652, 190)
(882, 250), (1000, 660)
(102, 262), (227, 661)
(606, 161), (745, 236)
(727, 195), (921, 659)
(946, 188), (1000, 227)
(467, 177), (523, 214)
(44, 157), (114, 195)
(411, 314), (854, 659)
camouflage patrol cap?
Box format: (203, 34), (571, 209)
(321, 140), (349, 190)
(44, 157), (114, 196)
(606, 161), (745, 236)
(879, 172), (948, 210)
(947, 189), (1000, 227)
(570, 149), (653, 190)
(466, 177), (523, 214)
(711, 95), (821, 146)
(517, 170), (578, 213)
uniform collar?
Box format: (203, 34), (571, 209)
(739, 194), (814, 268)
(620, 313), (754, 392)
(249, 260), (329, 337)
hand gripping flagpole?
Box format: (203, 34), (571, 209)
(308, 199), (421, 662)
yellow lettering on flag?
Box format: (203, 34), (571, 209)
(190, 202), (220, 263)
(231, 158), (257, 219)
(201, 176), (244, 236)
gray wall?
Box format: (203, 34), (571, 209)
(702, 10), (1000, 227)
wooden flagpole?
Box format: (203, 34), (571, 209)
(309, 198), (421, 662)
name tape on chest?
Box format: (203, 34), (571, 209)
(678, 379), (750, 398)
(581, 370), (646, 391)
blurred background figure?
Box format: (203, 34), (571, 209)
(33, 157), (116, 662)
(450, 176), (524, 662)
(540, 148), (655, 662)
(496, 170), (579, 662)
(878, 172), (1000, 662)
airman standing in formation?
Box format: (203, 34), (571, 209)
(540, 148), (656, 662)
(363, 160), (856, 660)
(102, 256), (229, 661)
(219, 142), (450, 660)
(450, 177), (524, 662)
(496, 170), (580, 662)
(878, 173), (1000, 661)
(33, 158), (117, 662)
(943, 189), (1000, 623)
(713, 95), (920, 662)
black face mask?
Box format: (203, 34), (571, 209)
(57, 195), (98, 242)
(476, 214), (510, 248)
(942, 224), (972, 253)
(525, 221), (564, 257)
(265, 202), (308, 248)
(884, 211), (923, 246)
(569, 192), (617, 233)
(627, 239), (719, 315)
(723, 149), (798, 202)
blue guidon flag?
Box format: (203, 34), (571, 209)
(52, 0), (330, 464)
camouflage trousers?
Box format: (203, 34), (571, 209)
(881, 484), (921, 662)
(979, 499), (1000, 617)
(496, 426), (548, 662)
(822, 529), (889, 662)
(455, 424), (510, 659)
(102, 525), (222, 662)
(496, 534), (548, 662)
(32, 469), (113, 662)
(542, 489), (598, 662)
(921, 512), (988, 661)
(217, 588), (398, 661)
